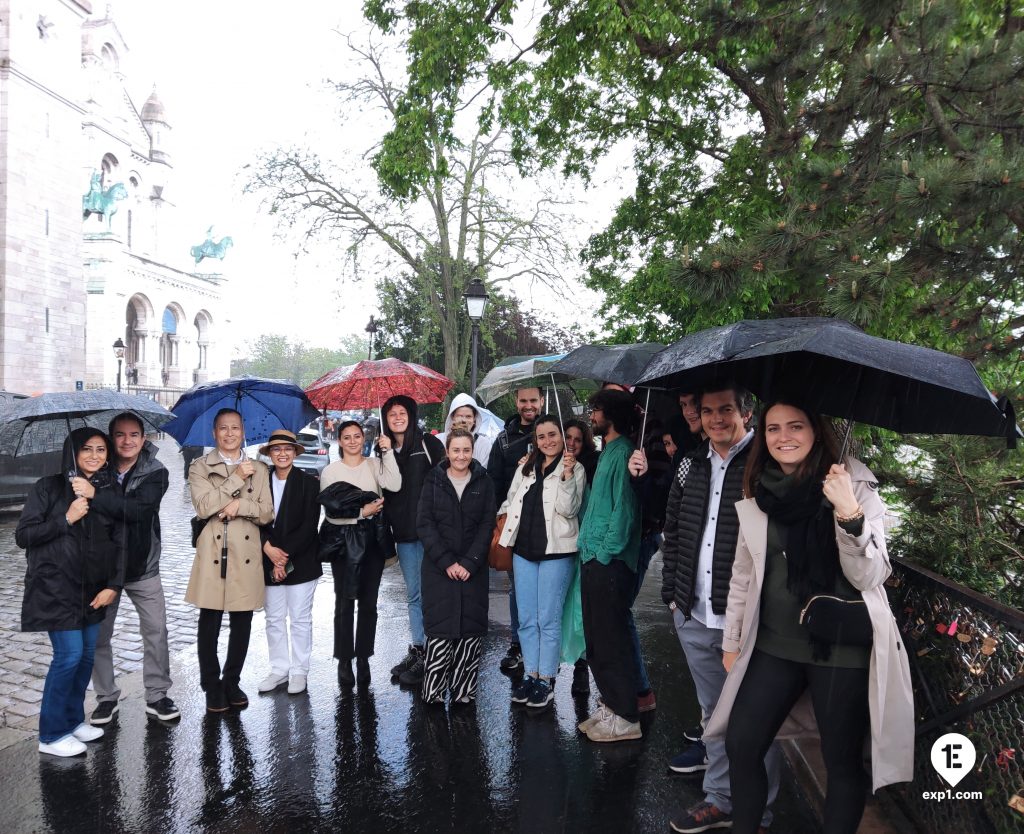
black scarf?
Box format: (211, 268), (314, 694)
(754, 454), (839, 606)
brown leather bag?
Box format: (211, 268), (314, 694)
(489, 513), (513, 571)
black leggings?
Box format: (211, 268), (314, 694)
(726, 649), (870, 834)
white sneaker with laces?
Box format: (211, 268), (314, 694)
(585, 712), (642, 743)
(577, 702), (612, 734)
(287, 674), (307, 695)
(72, 722), (104, 742)
(258, 672), (289, 693)
(39, 735), (87, 757)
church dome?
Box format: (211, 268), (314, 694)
(140, 87), (168, 124)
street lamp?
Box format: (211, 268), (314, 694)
(463, 278), (489, 397)
(112, 338), (126, 392)
(365, 315), (378, 360)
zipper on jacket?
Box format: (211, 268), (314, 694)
(798, 594), (867, 624)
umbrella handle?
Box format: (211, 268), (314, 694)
(838, 420), (855, 463)
(638, 388), (651, 449)
(549, 374), (563, 428)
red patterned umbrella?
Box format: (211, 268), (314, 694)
(305, 358), (455, 410)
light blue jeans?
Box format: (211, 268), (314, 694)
(513, 554), (575, 679)
(41, 623), (100, 743)
(396, 540), (425, 647)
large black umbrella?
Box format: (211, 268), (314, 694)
(548, 342), (665, 387)
(0, 390), (174, 457)
(638, 317), (1019, 444)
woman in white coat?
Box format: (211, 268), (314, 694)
(704, 401), (914, 834)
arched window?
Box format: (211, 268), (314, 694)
(100, 43), (118, 72)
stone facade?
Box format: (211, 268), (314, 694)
(0, 1), (230, 394)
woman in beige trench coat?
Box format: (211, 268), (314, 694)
(704, 401), (914, 834)
(185, 408), (273, 713)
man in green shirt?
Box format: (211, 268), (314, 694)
(577, 388), (643, 742)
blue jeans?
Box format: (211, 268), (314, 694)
(513, 554), (575, 678)
(396, 541), (425, 647)
(40, 623), (100, 743)
(628, 531), (659, 694)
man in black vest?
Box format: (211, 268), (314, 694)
(661, 383), (780, 833)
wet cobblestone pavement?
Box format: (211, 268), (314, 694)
(0, 441), (819, 833)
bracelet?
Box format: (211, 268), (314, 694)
(835, 506), (864, 523)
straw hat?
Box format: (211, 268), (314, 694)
(258, 429), (304, 456)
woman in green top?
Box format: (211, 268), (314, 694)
(705, 401), (913, 834)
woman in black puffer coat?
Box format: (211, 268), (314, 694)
(18, 427), (124, 757)
(416, 429), (495, 706)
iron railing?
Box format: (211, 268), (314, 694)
(886, 558), (1024, 833)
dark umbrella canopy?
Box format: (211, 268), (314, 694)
(164, 376), (320, 446)
(0, 391), (174, 456)
(548, 343), (665, 387)
(638, 318), (1019, 442)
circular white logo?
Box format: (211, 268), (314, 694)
(930, 733), (976, 787)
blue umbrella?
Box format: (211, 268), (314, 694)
(163, 376), (320, 446)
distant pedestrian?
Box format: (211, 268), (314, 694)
(380, 396), (444, 688)
(416, 429), (495, 706)
(576, 389), (643, 743)
(498, 416), (586, 709)
(186, 408), (274, 714)
(18, 428), (123, 757)
(257, 430), (323, 696)
(320, 420), (401, 688)
(86, 413), (176, 726)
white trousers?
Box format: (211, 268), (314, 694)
(264, 579), (318, 676)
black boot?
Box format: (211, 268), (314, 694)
(571, 659), (590, 696)
(356, 657), (371, 686)
(390, 645), (419, 678)
(223, 680), (248, 709)
(338, 659), (355, 687)
(398, 646), (425, 687)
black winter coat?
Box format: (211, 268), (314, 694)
(262, 468), (324, 586)
(416, 461), (495, 640)
(486, 416), (534, 505)
(18, 433), (125, 632)
(381, 395), (444, 543)
(661, 439), (750, 617)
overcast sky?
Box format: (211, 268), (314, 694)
(114, 1), (623, 356)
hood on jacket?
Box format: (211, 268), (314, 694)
(442, 393), (504, 439)
(382, 395), (423, 460)
(62, 427), (113, 488)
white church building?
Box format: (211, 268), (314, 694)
(0, 1), (231, 395)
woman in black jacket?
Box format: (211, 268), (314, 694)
(416, 428), (495, 706)
(257, 430), (324, 696)
(18, 428), (124, 757)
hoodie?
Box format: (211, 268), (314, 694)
(381, 395), (445, 542)
(437, 392), (498, 466)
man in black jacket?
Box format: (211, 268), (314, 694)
(81, 413), (176, 724)
(486, 386), (544, 675)
(661, 385), (779, 834)
(381, 395), (445, 687)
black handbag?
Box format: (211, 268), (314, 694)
(798, 594), (873, 647)
(190, 515), (213, 548)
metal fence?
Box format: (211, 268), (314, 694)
(886, 558), (1024, 833)
(84, 382), (184, 407)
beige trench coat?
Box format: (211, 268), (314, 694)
(704, 458), (915, 792)
(185, 451), (274, 612)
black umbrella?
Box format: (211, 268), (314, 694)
(638, 318), (1020, 445)
(548, 342), (665, 387)
(0, 390), (174, 457)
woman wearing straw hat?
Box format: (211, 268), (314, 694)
(257, 430), (323, 696)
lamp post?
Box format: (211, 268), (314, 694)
(112, 338), (126, 392)
(463, 278), (489, 398)
(365, 315), (378, 360)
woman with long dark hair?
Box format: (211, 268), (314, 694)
(704, 400), (913, 833)
(563, 418), (599, 486)
(18, 428), (123, 757)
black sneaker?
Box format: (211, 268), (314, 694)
(669, 801), (732, 832)
(390, 645), (419, 678)
(499, 643), (523, 676)
(90, 701), (119, 725)
(205, 687), (229, 713)
(223, 682), (248, 709)
(526, 678), (554, 709)
(683, 723), (703, 743)
(571, 660), (590, 695)
(511, 676), (537, 704)
(398, 648), (425, 687)
(145, 697), (181, 721)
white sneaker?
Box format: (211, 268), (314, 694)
(585, 712), (642, 743)
(258, 672), (289, 693)
(39, 735), (87, 757)
(287, 674), (307, 695)
(72, 722), (104, 742)
(577, 702), (612, 734)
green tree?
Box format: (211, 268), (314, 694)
(231, 333), (367, 387)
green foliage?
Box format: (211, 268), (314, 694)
(231, 334), (367, 388)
